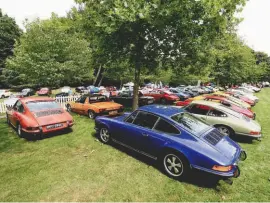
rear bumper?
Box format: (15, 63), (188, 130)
(192, 165), (241, 178)
(22, 123), (73, 135)
(237, 132), (262, 138)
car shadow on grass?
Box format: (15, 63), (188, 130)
(230, 135), (259, 144)
(23, 128), (74, 141)
(91, 131), (228, 189)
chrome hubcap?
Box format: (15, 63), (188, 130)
(89, 112), (94, 118)
(218, 127), (230, 136)
(164, 154), (183, 177)
(100, 128), (110, 142)
(18, 125), (21, 135)
(67, 105), (71, 112)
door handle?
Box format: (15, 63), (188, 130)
(142, 133), (149, 137)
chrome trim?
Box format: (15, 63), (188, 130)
(112, 138), (157, 160)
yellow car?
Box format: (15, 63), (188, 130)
(212, 92), (251, 109)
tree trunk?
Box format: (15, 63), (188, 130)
(97, 74), (104, 87)
(93, 65), (102, 86)
(132, 60), (141, 110)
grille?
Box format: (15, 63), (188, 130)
(204, 129), (224, 145)
(35, 110), (63, 117)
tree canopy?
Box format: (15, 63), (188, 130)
(4, 15), (93, 87)
(0, 9), (21, 86)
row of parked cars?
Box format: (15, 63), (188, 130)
(3, 83), (263, 183)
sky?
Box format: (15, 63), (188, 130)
(0, 0), (269, 54)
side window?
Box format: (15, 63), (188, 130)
(133, 111), (159, 129)
(187, 104), (210, 115)
(125, 111), (138, 124)
(14, 101), (24, 113)
(208, 109), (227, 117)
(77, 96), (87, 104)
(154, 119), (180, 134)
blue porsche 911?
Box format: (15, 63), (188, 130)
(95, 105), (246, 180)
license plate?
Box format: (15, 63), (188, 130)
(109, 111), (118, 115)
(46, 123), (63, 129)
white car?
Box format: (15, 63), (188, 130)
(232, 90), (259, 103)
(246, 86), (261, 93)
(236, 87), (255, 94)
(61, 86), (72, 94)
(0, 90), (12, 98)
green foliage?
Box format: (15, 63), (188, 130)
(4, 15), (93, 87)
(0, 9), (21, 86)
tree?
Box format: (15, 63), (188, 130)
(0, 9), (21, 86)
(5, 15), (93, 87)
(74, 0), (246, 110)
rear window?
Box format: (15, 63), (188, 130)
(171, 113), (209, 135)
(26, 101), (61, 112)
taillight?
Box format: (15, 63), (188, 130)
(26, 127), (39, 131)
(212, 165), (232, 172)
(250, 131), (260, 136)
(99, 108), (106, 113)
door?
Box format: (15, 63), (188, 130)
(9, 100), (25, 127)
(140, 118), (180, 157)
(112, 111), (159, 153)
(73, 95), (87, 114)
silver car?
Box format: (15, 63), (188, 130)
(184, 100), (262, 139)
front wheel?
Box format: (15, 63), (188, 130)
(6, 114), (10, 125)
(160, 98), (166, 105)
(66, 104), (71, 112)
(162, 152), (189, 180)
(99, 127), (111, 144)
(17, 123), (24, 138)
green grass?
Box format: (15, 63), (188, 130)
(0, 89), (270, 201)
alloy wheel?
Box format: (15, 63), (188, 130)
(217, 126), (230, 136)
(99, 128), (110, 143)
(163, 154), (184, 177)
(88, 111), (95, 119)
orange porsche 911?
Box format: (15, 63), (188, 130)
(66, 94), (124, 119)
(6, 97), (74, 138)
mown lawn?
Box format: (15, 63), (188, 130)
(0, 89), (270, 201)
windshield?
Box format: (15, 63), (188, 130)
(22, 89), (29, 92)
(171, 113), (209, 136)
(26, 101), (61, 112)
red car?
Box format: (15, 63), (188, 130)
(204, 95), (255, 119)
(37, 87), (52, 96)
(225, 92), (255, 106)
(6, 97), (73, 138)
(143, 89), (179, 104)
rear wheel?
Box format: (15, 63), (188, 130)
(88, 110), (96, 119)
(161, 151), (189, 180)
(216, 125), (234, 137)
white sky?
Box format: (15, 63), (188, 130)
(238, 0), (270, 54)
(0, 0), (269, 54)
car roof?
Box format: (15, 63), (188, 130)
(20, 97), (55, 103)
(191, 100), (241, 117)
(138, 105), (184, 117)
(205, 95), (226, 100)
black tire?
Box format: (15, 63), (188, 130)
(215, 125), (235, 137)
(17, 123), (24, 138)
(161, 150), (189, 180)
(6, 114), (10, 125)
(99, 127), (111, 144)
(160, 98), (166, 105)
(66, 104), (71, 112)
(88, 110), (96, 119)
